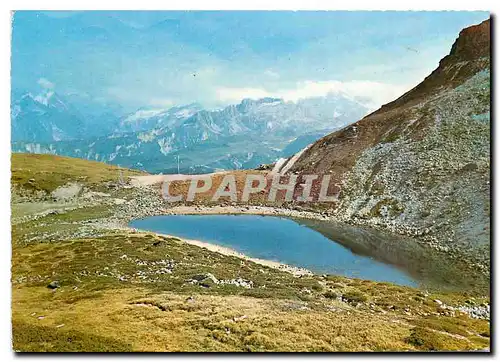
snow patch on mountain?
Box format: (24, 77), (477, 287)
(158, 138), (174, 155)
(12, 93), (369, 174)
(123, 109), (165, 124)
(34, 90), (55, 106)
(109, 145), (123, 162)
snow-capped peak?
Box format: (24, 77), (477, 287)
(123, 109), (166, 124)
(34, 90), (55, 106)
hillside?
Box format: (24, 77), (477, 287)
(11, 153), (146, 196)
(288, 19), (491, 269)
(11, 154), (490, 351)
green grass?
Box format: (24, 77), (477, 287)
(11, 153), (146, 195)
(405, 327), (474, 351)
(12, 231), (323, 300)
(11, 229), (491, 352)
(12, 321), (132, 352)
(12, 205), (114, 245)
(10, 154), (491, 352)
(342, 290), (368, 305)
(11, 228), (491, 346)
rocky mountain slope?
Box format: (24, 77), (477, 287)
(288, 19), (491, 268)
(11, 88), (124, 142)
(13, 95), (368, 173)
(11, 90), (86, 142)
(115, 103), (203, 134)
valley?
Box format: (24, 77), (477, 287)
(10, 15), (491, 353)
(10, 154), (490, 352)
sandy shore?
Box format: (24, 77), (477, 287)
(128, 228), (312, 277)
(119, 203), (323, 277)
(129, 171), (227, 187)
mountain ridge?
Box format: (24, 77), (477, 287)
(288, 18), (491, 268)
(13, 93), (369, 173)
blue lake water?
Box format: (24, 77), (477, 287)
(129, 214), (419, 287)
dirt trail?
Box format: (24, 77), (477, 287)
(129, 171), (226, 187)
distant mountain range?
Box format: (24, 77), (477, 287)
(11, 88), (123, 142)
(11, 90), (85, 143)
(12, 91), (369, 173)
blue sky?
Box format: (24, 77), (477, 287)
(11, 11), (489, 112)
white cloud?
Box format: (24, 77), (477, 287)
(281, 80), (413, 109)
(264, 69), (280, 79)
(107, 86), (170, 109)
(149, 98), (174, 108)
(37, 77), (55, 89)
(216, 80), (414, 110)
(216, 87), (274, 103)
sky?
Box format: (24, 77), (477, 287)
(11, 11), (489, 113)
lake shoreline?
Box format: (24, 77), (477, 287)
(117, 194), (489, 277)
(112, 189), (488, 291)
(162, 204), (331, 220)
(126, 226), (314, 277)
(113, 203), (324, 277)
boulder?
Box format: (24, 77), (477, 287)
(47, 280), (60, 289)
